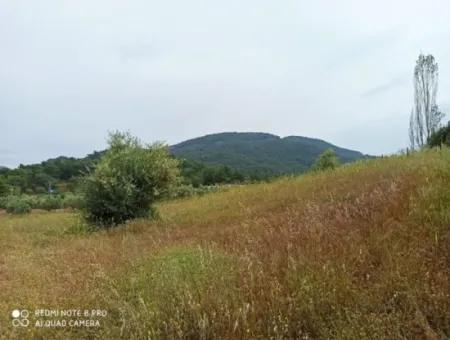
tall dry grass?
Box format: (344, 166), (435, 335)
(0, 149), (449, 339)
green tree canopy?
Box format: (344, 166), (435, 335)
(312, 149), (340, 171)
(82, 132), (180, 227)
(0, 177), (9, 196)
(428, 122), (450, 148)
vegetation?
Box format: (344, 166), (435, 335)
(4, 196), (32, 214)
(0, 177), (8, 196)
(312, 148), (340, 171)
(82, 132), (180, 226)
(409, 54), (445, 149)
(179, 158), (246, 186)
(428, 122), (450, 148)
(1, 149), (449, 339)
(0, 132), (368, 197)
(0, 143), (254, 197)
(171, 132), (367, 174)
(0, 152), (101, 195)
(0, 194), (83, 212)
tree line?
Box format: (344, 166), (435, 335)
(0, 150), (268, 197)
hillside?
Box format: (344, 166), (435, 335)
(171, 132), (368, 174)
(1, 149), (449, 339)
(1, 132), (368, 193)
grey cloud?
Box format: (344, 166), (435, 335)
(1, 0), (450, 168)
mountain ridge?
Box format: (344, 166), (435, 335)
(3, 132), (369, 176)
(171, 132), (368, 174)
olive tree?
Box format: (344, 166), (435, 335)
(82, 132), (179, 227)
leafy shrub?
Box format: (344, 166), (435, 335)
(312, 149), (340, 171)
(61, 193), (84, 210)
(5, 197), (32, 214)
(1, 195), (35, 211)
(0, 178), (9, 196)
(428, 123), (450, 148)
(0, 194), (84, 212)
(0, 196), (8, 209)
(82, 132), (180, 227)
(35, 195), (63, 211)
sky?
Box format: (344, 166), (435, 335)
(1, 0), (450, 168)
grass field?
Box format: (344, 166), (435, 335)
(1, 149), (449, 339)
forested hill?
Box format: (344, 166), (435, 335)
(0, 132), (368, 193)
(171, 132), (368, 174)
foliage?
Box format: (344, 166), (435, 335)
(0, 194), (83, 212)
(179, 159), (247, 186)
(2, 150), (449, 338)
(61, 193), (85, 210)
(0, 132), (368, 196)
(0, 178), (9, 196)
(5, 196), (32, 214)
(171, 132), (366, 175)
(82, 132), (180, 226)
(34, 195), (63, 211)
(428, 122), (450, 148)
(0, 196), (7, 209)
(0, 152), (101, 194)
(312, 148), (340, 171)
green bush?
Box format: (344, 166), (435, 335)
(312, 149), (340, 171)
(5, 197), (32, 214)
(428, 123), (450, 148)
(82, 132), (180, 227)
(0, 178), (9, 196)
(20, 195), (39, 209)
(0, 194), (84, 212)
(0, 196), (8, 209)
(61, 193), (84, 210)
(35, 195), (63, 211)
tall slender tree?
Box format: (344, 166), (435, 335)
(409, 54), (444, 149)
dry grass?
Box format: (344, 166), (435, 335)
(1, 149), (449, 339)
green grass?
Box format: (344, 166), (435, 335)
(1, 149), (449, 339)
(108, 247), (239, 339)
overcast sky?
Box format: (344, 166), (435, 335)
(1, 0), (450, 168)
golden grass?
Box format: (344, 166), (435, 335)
(1, 149), (449, 339)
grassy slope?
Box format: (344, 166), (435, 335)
(0, 150), (449, 339)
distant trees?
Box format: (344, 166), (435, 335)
(312, 149), (340, 171)
(0, 178), (9, 196)
(0, 148), (252, 196)
(409, 54), (445, 149)
(82, 132), (180, 227)
(179, 159), (246, 187)
(0, 155), (100, 194)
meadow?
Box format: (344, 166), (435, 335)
(1, 149), (449, 339)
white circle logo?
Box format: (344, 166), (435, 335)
(12, 309), (29, 327)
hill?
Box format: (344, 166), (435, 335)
(171, 132), (368, 174)
(0, 132), (368, 193)
(1, 149), (449, 339)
